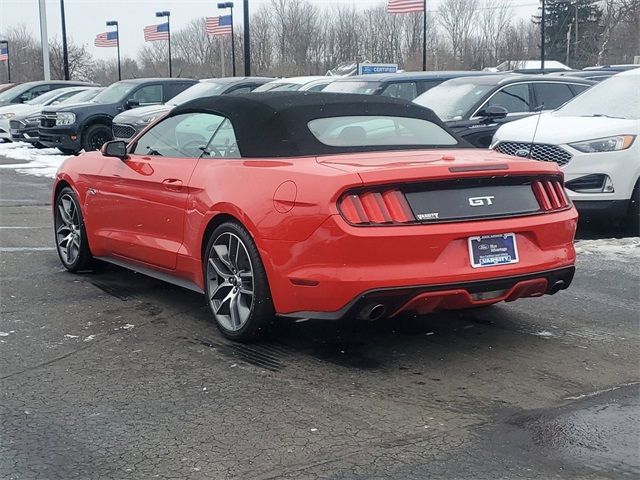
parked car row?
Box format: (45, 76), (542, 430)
(1, 67), (637, 231)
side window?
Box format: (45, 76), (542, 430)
(132, 112), (233, 158)
(20, 85), (51, 102)
(381, 82), (418, 100)
(131, 84), (163, 105)
(226, 86), (252, 95)
(533, 83), (575, 109)
(164, 82), (193, 101)
(483, 84), (531, 114)
(307, 83), (329, 92)
(570, 84), (590, 95)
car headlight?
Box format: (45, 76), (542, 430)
(569, 135), (635, 153)
(25, 114), (40, 124)
(136, 115), (157, 125)
(56, 112), (76, 126)
(0, 112), (15, 119)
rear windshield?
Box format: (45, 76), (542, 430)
(308, 115), (458, 147)
(322, 81), (381, 95)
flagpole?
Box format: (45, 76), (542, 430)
(422, 0), (427, 71)
(156, 11), (171, 77)
(107, 21), (121, 81)
(60, 0), (70, 80)
(218, 3), (236, 77)
(243, 0), (250, 76)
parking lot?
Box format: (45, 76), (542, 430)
(0, 149), (638, 479)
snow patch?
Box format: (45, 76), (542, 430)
(83, 334), (96, 342)
(64, 334), (79, 339)
(0, 142), (70, 178)
(575, 237), (640, 258)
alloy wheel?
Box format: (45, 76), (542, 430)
(55, 193), (81, 265)
(90, 131), (111, 150)
(207, 232), (255, 332)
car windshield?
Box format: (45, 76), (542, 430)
(323, 81), (381, 95)
(413, 81), (494, 121)
(92, 82), (137, 104)
(308, 115), (458, 147)
(554, 73), (640, 119)
(168, 82), (228, 106)
(0, 83), (31, 102)
(25, 89), (69, 105)
(61, 88), (102, 104)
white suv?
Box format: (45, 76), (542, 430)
(492, 69), (639, 232)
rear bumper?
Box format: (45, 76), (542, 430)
(281, 266), (575, 320)
(38, 127), (81, 151)
(262, 208), (578, 317)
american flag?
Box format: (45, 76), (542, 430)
(94, 31), (118, 48)
(387, 0), (425, 13)
(0, 47), (7, 62)
(144, 22), (169, 41)
(205, 15), (232, 36)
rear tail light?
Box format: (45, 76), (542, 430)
(339, 189), (415, 225)
(532, 178), (570, 211)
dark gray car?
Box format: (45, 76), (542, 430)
(38, 78), (197, 154)
(112, 77), (273, 141)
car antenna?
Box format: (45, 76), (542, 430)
(528, 103), (544, 160)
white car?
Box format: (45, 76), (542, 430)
(0, 87), (93, 142)
(252, 76), (332, 92)
(492, 69), (639, 231)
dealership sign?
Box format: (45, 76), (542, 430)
(358, 63), (398, 75)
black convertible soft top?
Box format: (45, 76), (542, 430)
(169, 92), (465, 158)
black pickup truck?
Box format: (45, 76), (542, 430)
(38, 77), (196, 154)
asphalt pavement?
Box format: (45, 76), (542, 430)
(1, 156), (638, 480)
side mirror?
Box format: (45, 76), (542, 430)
(101, 140), (128, 160)
(478, 105), (508, 120)
(125, 99), (140, 109)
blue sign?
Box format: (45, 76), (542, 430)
(358, 64), (398, 75)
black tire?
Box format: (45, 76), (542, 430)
(204, 221), (275, 342)
(627, 180), (639, 236)
(54, 187), (95, 272)
(81, 124), (112, 152)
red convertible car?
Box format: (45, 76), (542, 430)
(53, 93), (577, 341)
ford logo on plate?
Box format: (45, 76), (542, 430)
(514, 148), (531, 158)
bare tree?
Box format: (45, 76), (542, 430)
(437, 0), (478, 67)
(49, 38), (94, 80)
(478, 0), (512, 68)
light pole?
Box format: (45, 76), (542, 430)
(540, 0), (546, 70)
(0, 40), (9, 82)
(217, 2), (236, 76)
(106, 21), (121, 81)
(60, 0), (70, 79)
(243, 0), (250, 76)
(156, 11), (171, 77)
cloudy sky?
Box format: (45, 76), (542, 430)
(1, 0), (538, 59)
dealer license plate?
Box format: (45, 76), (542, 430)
(468, 233), (519, 268)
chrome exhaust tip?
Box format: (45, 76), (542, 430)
(549, 280), (566, 295)
(358, 303), (387, 321)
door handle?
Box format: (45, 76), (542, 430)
(162, 178), (183, 191)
